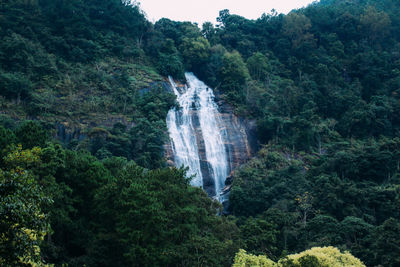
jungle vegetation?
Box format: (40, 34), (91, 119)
(1, 0), (399, 266)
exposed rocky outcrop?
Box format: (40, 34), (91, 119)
(138, 81), (174, 95)
(55, 80), (171, 145)
(56, 123), (86, 144)
(55, 116), (135, 144)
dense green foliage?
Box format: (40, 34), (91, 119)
(151, 1), (400, 266)
(0, 123), (240, 266)
(233, 247), (366, 267)
(0, 0), (175, 167)
(229, 143), (399, 266)
(0, 0), (241, 265)
(146, 0), (400, 265)
(1, 0), (400, 266)
(0, 145), (51, 266)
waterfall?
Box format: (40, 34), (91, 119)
(166, 72), (229, 200)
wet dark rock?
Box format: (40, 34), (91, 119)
(56, 123), (86, 144)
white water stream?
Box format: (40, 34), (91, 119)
(166, 72), (229, 199)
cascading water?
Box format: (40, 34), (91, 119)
(166, 76), (203, 187)
(166, 72), (229, 200)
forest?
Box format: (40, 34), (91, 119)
(1, 0), (400, 266)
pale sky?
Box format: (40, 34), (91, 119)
(137, 0), (318, 26)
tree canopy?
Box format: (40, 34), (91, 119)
(1, 0), (400, 266)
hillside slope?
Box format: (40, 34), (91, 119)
(1, 0), (400, 266)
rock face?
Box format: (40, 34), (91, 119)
(56, 123), (86, 144)
(55, 116), (135, 144)
(217, 101), (258, 174)
(164, 74), (258, 199)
